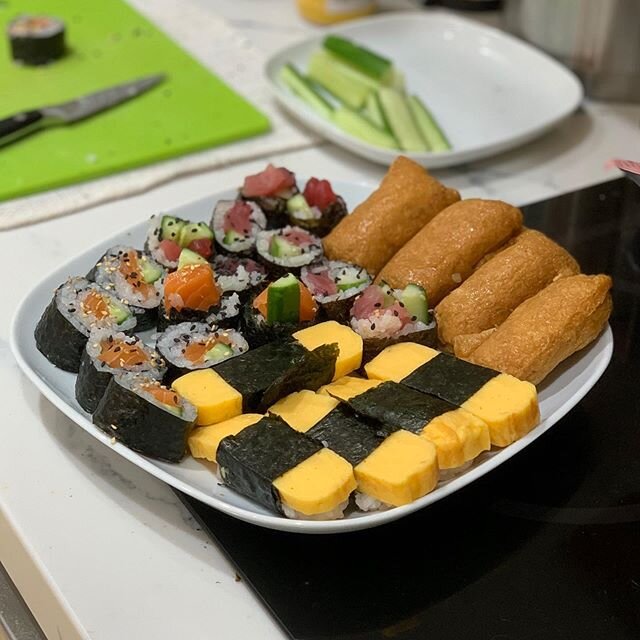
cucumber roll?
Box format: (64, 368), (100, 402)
(211, 200), (266, 256)
(8, 15), (66, 66)
(213, 255), (267, 299)
(156, 321), (248, 382)
(286, 178), (348, 237)
(301, 260), (371, 323)
(75, 328), (166, 413)
(35, 277), (136, 373)
(255, 226), (322, 278)
(349, 283), (436, 363)
(242, 274), (318, 347)
(240, 164), (299, 229)
(93, 373), (196, 462)
(146, 214), (214, 269)
(87, 245), (165, 331)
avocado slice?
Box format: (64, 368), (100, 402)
(178, 248), (208, 270)
(179, 222), (213, 248)
(205, 343), (234, 362)
(266, 274), (300, 325)
(401, 284), (429, 324)
(139, 257), (163, 284)
(161, 215), (185, 242)
(269, 235), (303, 258)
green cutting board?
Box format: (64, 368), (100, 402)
(0, 0), (270, 202)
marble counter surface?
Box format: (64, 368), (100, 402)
(1, 1), (639, 639)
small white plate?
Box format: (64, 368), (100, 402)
(265, 12), (584, 167)
(10, 180), (611, 534)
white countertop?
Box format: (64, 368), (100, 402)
(1, 2), (639, 639)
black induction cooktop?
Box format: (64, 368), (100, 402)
(177, 177), (640, 640)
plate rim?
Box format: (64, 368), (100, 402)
(263, 10), (584, 168)
(10, 181), (612, 534)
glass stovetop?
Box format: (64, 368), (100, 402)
(178, 177), (640, 640)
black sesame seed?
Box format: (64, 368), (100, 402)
(411, 316), (417, 322)
(371, 323), (376, 330)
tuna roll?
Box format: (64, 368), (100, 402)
(255, 226), (322, 278)
(211, 200), (266, 256)
(285, 177), (347, 237)
(146, 214), (214, 269)
(213, 255), (267, 299)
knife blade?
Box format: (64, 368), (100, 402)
(0, 73), (166, 147)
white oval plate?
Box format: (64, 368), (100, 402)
(265, 12), (584, 168)
(10, 180), (611, 534)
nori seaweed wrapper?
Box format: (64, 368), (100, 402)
(241, 188), (297, 230)
(130, 306), (158, 332)
(75, 349), (112, 413)
(9, 15), (66, 66)
(213, 340), (337, 413)
(402, 352), (499, 406)
(34, 297), (87, 373)
(241, 299), (316, 348)
(217, 416), (321, 514)
(346, 381), (455, 436)
(287, 195), (348, 238)
(361, 324), (437, 365)
(317, 294), (358, 325)
(157, 307), (211, 333)
(306, 404), (390, 467)
(93, 377), (194, 463)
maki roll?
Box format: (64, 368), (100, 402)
(211, 200), (266, 256)
(206, 292), (242, 329)
(286, 177), (348, 237)
(256, 226), (322, 278)
(243, 274), (318, 347)
(8, 15), (66, 66)
(87, 245), (165, 331)
(213, 255), (267, 299)
(156, 321), (248, 382)
(75, 328), (166, 413)
(158, 252), (221, 331)
(350, 283), (436, 363)
(35, 277), (136, 373)
(240, 164), (298, 229)
(146, 213), (214, 269)
(301, 260), (371, 323)
(217, 416), (356, 519)
(93, 373), (196, 462)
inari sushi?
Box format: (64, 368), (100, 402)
(35, 277), (136, 372)
(75, 328), (166, 413)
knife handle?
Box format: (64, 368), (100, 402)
(0, 110), (44, 147)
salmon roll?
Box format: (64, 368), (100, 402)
(255, 226), (323, 278)
(35, 277), (136, 373)
(365, 343), (539, 447)
(375, 199), (523, 306)
(435, 230), (580, 346)
(75, 328), (166, 413)
(217, 416), (356, 519)
(323, 156), (460, 275)
(211, 200), (266, 256)
(458, 274), (613, 385)
(93, 373), (197, 462)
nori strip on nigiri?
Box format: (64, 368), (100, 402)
(217, 416), (321, 513)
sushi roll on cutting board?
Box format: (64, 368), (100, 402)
(240, 164), (299, 229)
(75, 329), (166, 413)
(320, 376), (490, 471)
(156, 321), (248, 382)
(269, 390), (439, 512)
(217, 416), (356, 520)
(301, 260), (371, 323)
(349, 283), (436, 362)
(8, 15), (66, 66)
(365, 343), (539, 447)
(213, 255), (267, 299)
(255, 226), (322, 278)
(87, 245), (165, 331)
(211, 200), (266, 256)
(285, 177), (347, 237)
(243, 274), (318, 347)
(35, 277), (136, 373)
(146, 214), (214, 269)
(93, 373), (197, 462)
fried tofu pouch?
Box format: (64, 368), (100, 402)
(457, 274), (612, 385)
(323, 156), (460, 275)
(435, 229), (580, 346)
(375, 199), (523, 306)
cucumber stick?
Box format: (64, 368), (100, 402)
(308, 49), (380, 110)
(363, 91), (392, 134)
(408, 95), (451, 152)
(323, 35), (392, 83)
(333, 106), (398, 149)
(279, 63), (333, 119)
(377, 88), (428, 152)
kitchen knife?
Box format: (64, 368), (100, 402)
(0, 73), (166, 147)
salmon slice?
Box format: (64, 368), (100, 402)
(120, 251), (155, 299)
(163, 264), (220, 313)
(98, 339), (148, 368)
(82, 290), (110, 320)
(183, 335), (232, 364)
(142, 384), (180, 408)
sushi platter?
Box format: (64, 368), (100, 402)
(11, 160), (613, 533)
